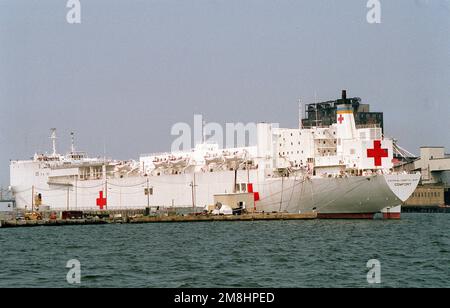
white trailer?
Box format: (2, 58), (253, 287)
(0, 200), (16, 212)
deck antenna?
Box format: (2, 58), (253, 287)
(103, 139), (107, 163)
(50, 128), (57, 156)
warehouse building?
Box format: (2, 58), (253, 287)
(395, 147), (450, 207)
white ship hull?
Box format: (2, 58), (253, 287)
(11, 169), (420, 218)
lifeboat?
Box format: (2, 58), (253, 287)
(204, 154), (225, 165)
(168, 157), (189, 169)
(223, 151), (245, 164)
(153, 158), (169, 169)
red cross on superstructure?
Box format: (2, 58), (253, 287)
(247, 183), (260, 211)
(367, 140), (388, 167)
(96, 191), (107, 210)
(338, 114), (344, 124)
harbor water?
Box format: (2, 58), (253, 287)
(0, 213), (449, 288)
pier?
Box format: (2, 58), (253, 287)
(402, 206), (450, 214)
(0, 211), (317, 228)
(0, 218), (108, 228)
(129, 212), (317, 224)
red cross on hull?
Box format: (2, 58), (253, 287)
(96, 191), (107, 210)
(367, 140), (388, 167)
(338, 114), (344, 124)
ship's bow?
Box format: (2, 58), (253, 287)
(381, 173), (421, 219)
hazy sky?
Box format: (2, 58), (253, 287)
(0, 0), (449, 187)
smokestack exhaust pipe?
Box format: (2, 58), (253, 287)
(342, 90), (347, 100)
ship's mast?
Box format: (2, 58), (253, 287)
(202, 119), (206, 144)
(298, 98), (303, 129)
(70, 132), (75, 153)
(50, 128), (57, 156)
(314, 91), (319, 127)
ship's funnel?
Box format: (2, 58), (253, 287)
(336, 90), (357, 147)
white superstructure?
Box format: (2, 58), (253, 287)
(10, 91), (420, 218)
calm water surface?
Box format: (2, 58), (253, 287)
(0, 214), (449, 288)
